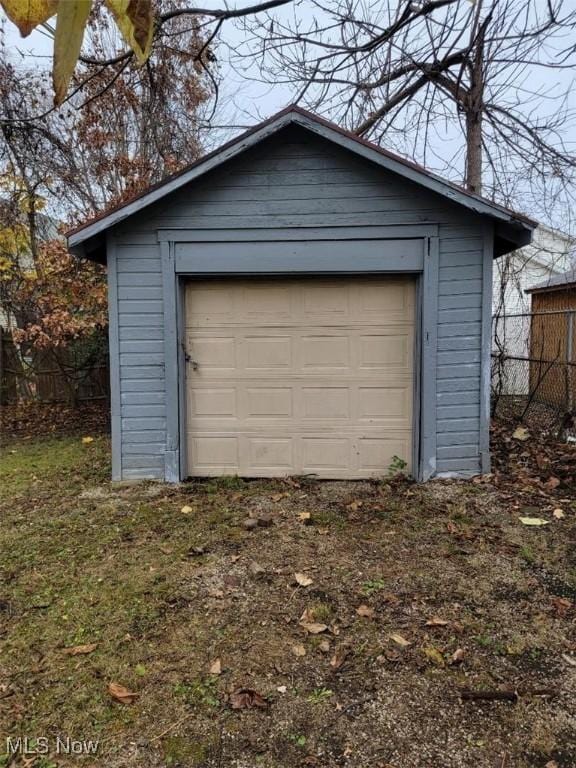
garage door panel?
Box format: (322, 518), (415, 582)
(358, 334), (412, 369)
(301, 335), (350, 369)
(302, 387), (350, 419)
(357, 387), (411, 420)
(186, 278), (415, 479)
(245, 387), (293, 418)
(248, 437), (293, 469)
(189, 388), (236, 418)
(191, 436), (239, 469)
(302, 438), (350, 471)
(358, 436), (411, 471)
(244, 336), (292, 369)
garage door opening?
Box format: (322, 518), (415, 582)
(184, 277), (416, 479)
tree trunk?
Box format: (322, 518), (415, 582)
(465, 108), (483, 194)
(464, 20), (486, 195)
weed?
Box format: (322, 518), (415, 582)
(306, 688), (333, 704)
(174, 677), (220, 709)
(288, 734), (307, 748)
(387, 455), (407, 477)
(520, 545), (536, 565)
(362, 578), (386, 596)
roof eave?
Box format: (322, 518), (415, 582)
(68, 106), (537, 257)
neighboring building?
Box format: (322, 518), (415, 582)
(525, 268), (576, 411)
(493, 225), (574, 318)
(67, 106), (535, 483)
(492, 226), (574, 395)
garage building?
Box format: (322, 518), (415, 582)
(68, 106), (535, 482)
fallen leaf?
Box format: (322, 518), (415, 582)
(300, 622), (328, 635)
(249, 561), (265, 575)
(271, 492), (289, 502)
(291, 644), (306, 657)
(553, 508), (565, 519)
(449, 648), (466, 665)
(561, 653), (576, 667)
(295, 572), (313, 587)
(108, 682), (139, 704)
(276, 685), (287, 694)
(519, 517), (550, 526)
(425, 616), (450, 627)
(512, 426), (530, 441)
(423, 646), (445, 667)
(81, 436), (94, 444)
(347, 500), (363, 511)
(319, 639), (331, 653)
(356, 604), (375, 619)
(297, 512), (312, 524)
(181, 505), (193, 514)
(389, 633), (411, 647)
(545, 476), (561, 490)
(187, 546), (205, 556)
(330, 647), (349, 670)
(63, 643), (98, 656)
(229, 687), (268, 709)
(551, 597), (572, 618)
(209, 658), (222, 675)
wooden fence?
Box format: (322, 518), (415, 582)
(0, 328), (109, 405)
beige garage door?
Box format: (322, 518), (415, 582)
(185, 277), (415, 479)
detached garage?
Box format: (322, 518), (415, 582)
(68, 106), (535, 483)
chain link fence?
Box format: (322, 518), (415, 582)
(492, 310), (576, 437)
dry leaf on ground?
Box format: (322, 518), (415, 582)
(553, 508), (565, 519)
(423, 646), (445, 667)
(519, 517), (550, 526)
(209, 659), (222, 675)
(229, 688), (268, 709)
(356, 604), (375, 618)
(389, 633), (411, 647)
(512, 426), (530, 441)
(291, 644), (306, 657)
(425, 616), (449, 627)
(108, 682), (139, 704)
(295, 572), (313, 587)
(330, 647), (349, 670)
(449, 648), (466, 665)
(181, 505), (193, 514)
(300, 622), (328, 634)
(63, 643), (98, 656)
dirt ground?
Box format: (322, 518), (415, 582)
(0, 409), (575, 768)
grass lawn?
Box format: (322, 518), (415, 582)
(0, 430), (575, 767)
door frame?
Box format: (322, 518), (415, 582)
(159, 225), (440, 482)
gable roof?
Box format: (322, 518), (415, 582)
(67, 105), (536, 258)
(526, 266), (576, 294)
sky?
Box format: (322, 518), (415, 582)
(2, 3), (575, 232)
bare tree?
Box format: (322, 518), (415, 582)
(232, 0), (576, 216)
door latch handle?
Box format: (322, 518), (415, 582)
(183, 349), (199, 370)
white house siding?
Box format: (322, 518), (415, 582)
(492, 226), (574, 394)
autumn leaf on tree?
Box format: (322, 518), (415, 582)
(1, 0), (154, 104)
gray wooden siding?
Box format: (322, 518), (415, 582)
(115, 242), (166, 479)
(436, 225), (487, 474)
(110, 126), (489, 480)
